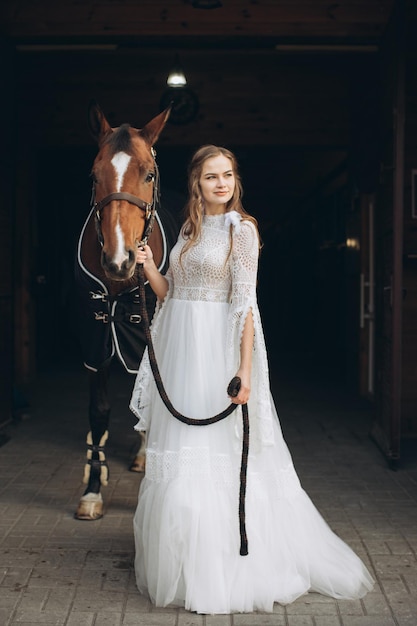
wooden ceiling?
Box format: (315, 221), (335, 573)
(3, 1), (398, 46)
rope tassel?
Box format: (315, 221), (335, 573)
(83, 430), (109, 486)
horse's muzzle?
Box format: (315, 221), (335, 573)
(101, 249), (136, 281)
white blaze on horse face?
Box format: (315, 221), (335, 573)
(111, 152), (131, 191)
(111, 152), (131, 267)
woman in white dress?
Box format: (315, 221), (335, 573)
(130, 145), (374, 614)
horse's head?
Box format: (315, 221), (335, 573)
(88, 101), (170, 282)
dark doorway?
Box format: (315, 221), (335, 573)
(34, 143), (354, 388)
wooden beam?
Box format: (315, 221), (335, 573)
(4, 0), (394, 40)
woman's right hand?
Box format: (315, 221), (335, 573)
(136, 244), (153, 266)
(136, 243), (169, 302)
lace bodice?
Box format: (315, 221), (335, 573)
(165, 213), (258, 304)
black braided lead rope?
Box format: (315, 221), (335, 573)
(137, 264), (249, 556)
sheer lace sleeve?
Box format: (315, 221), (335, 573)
(227, 220), (275, 447)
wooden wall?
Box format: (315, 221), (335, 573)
(15, 47), (354, 150)
(401, 21), (417, 434)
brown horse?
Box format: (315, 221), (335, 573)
(74, 102), (179, 520)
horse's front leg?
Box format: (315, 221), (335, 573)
(75, 365), (110, 520)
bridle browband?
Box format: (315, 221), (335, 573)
(91, 147), (160, 248)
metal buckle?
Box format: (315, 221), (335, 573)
(94, 312), (109, 323)
(129, 314), (142, 324)
(90, 291), (107, 302)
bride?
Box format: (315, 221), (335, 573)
(130, 144), (374, 614)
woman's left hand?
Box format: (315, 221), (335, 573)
(230, 370), (251, 405)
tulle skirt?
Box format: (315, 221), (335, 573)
(132, 298), (374, 614)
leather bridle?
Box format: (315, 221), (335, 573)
(91, 147), (160, 248)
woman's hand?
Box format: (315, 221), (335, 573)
(136, 244), (153, 266)
(230, 369), (251, 405)
(136, 244), (169, 302)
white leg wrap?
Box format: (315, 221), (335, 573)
(83, 430), (109, 486)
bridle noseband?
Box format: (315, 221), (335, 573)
(92, 148), (160, 248)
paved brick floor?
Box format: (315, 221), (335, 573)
(1, 358), (417, 626)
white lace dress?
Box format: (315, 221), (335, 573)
(129, 213), (374, 614)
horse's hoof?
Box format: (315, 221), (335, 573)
(74, 493), (103, 520)
(129, 455), (146, 473)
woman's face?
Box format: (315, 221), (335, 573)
(198, 154), (235, 214)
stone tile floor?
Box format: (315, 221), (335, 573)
(1, 358), (417, 626)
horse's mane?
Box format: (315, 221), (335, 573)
(106, 124), (133, 156)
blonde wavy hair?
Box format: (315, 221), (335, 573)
(180, 145), (259, 263)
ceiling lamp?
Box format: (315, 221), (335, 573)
(161, 55), (199, 125)
(166, 56), (187, 88)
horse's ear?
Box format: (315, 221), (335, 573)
(140, 106), (171, 146)
(88, 100), (112, 143)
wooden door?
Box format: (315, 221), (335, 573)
(371, 0), (406, 468)
(358, 194), (375, 398)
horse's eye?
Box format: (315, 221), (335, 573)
(146, 172), (155, 183)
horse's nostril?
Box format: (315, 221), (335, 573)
(102, 251), (119, 274)
(121, 251), (135, 272)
